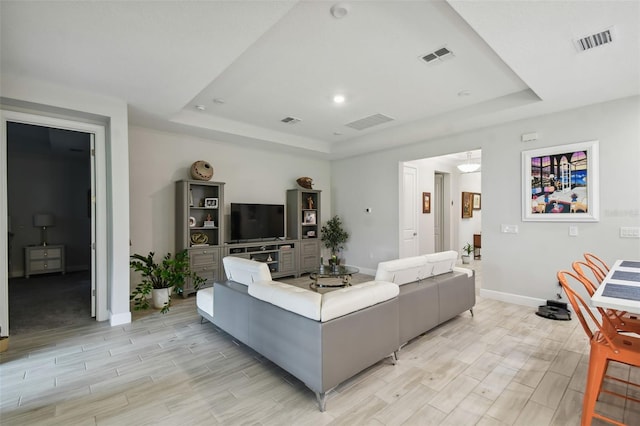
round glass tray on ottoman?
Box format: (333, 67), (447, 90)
(309, 265), (359, 291)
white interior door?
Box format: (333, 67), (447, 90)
(400, 164), (419, 258)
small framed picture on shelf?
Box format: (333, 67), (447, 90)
(303, 211), (316, 225)
(204, 198), (218, 208)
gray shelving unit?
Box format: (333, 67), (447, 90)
(176, 180), (225, 297)
(287, 188), (321, 273)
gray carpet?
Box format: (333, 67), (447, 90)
(8, 271), (94, 335)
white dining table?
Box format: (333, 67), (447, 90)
(592, 259), (640, 315)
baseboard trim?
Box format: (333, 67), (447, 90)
(109, 311), (131, 326)
(480, 289), (546, 308)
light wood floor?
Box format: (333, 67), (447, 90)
(2, 262), (640, 425)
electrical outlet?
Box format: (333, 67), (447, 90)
(569, 226), (578, 236)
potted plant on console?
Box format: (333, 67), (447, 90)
(461, 243), (473, 264)
(320, 215), (350, 270)
(130, 250), (205, 314)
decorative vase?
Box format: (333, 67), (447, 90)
(462, 255), (471, 264)
(152, 288), (171, 309)
(190, 161), (214, 181)
(296, 177), (313, 189)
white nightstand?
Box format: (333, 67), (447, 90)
(24, 245), (65, 278)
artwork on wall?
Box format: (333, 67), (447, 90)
(473, 193), (481, 210)
(461, 192), (473, 218)
(422, 192), (431, 214)
(522, 140), (599, 222)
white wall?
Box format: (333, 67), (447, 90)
(333, 96), (640, 306)
(128, 126), (332, 276)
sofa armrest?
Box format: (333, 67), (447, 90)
(453, 266), (473, 278)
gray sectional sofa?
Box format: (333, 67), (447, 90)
(197, 251), (474, 411)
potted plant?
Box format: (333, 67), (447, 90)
(320, 215), (350, 268)
(461, 243), (473, 264)
(130, 250), (205, 313)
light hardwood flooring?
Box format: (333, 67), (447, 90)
(2, 261), (640, 425)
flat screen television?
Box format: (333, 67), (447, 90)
(230, 203), (285, 241)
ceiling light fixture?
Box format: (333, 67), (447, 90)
(333, 94), (345, 104)
(457, 152), (480, 173)
(195, 105), (206, 111)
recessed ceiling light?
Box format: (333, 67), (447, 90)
(333, 131), (343, 136)
(212, 98), (226, 104)
(457, 90), (471, 97)
(333, 94), (346, 104)
(195, 105), (206, 111)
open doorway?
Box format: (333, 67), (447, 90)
(399, 150), (481, 258)
(6, 122), (93, 334)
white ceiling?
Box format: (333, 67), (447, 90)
(1, 1), (638, 160)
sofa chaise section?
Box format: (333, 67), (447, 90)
(201, 256), (400, 411)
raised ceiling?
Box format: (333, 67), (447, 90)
(1, 1), (638, 159)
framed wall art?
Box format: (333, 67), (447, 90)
(522, 140), (599, 222)
(461, 192), (473, 218)
(473, 193), (481, 210)
(422, 192), (431, 214)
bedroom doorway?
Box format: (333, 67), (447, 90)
(1, 110), (108, 337)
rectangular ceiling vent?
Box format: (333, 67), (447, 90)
(280, 116), (301, 125)
(345, 113), (394, 131)
(574, 27), (614, 52)
(421, 46), (454, 64)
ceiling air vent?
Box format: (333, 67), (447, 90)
(574, 27), (614, 52)
(345, 113), (394, 131)
(280, 116), (301, 125)
(421, 46), (454, 64)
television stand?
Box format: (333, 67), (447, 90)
(224, 240), (299, 278)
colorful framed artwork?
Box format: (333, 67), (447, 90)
(522, 140), (599, 222)
(461, 192), (473, 218)
(422, 192), (431, 214)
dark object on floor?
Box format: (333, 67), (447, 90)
(536, 301), (571, 321)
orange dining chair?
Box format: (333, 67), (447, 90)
(572, 261), (640, 336)
(558, 270), (640, 426)
(584, 252), (611, 282)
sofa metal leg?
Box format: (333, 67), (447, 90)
(469, 308), (474, 317)
(390, 350), (399, 365)
(315, 392), (327, 412)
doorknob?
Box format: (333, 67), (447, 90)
(413, 232), (417, 236)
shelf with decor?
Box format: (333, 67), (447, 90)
(176, 180), (225, 297)
(224, 241), (297, 278)
(287, 188), (321, 273)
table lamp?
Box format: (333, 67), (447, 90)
(33, 213), (55, 246)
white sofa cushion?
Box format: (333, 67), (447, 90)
(249, 280), (322, 321)
(321, 281), (399, 322)
(374, 256), (431, 285)
(424, 251), (458, 276)
(223, 256), (272, 286)
(453, 266), (473, 278)
(196, 287), (214, 317)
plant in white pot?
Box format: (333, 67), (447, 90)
(129, 250), (205, 314)
(461, 243), (473, 264)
